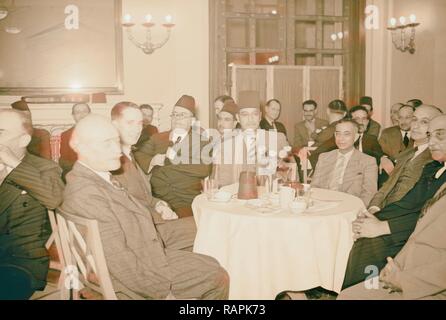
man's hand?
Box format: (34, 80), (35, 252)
(0, 145), (21, 169)
(380, 157), (395, 175)
(380, 257), (402, 292)
(297, 147), (311, 162)
(352, 211), (391, 241)
(367, 206), (381, 215)
(155, 201), (178, 220)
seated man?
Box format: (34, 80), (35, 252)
(293, 99), (328, 150)
(213, 95), (234, 117)
(0, 110), (64, 300)
(212, 91), (290, 187)
(369, 105), (443, 211)
(313, 99), (348, 147)
(216, 100), (239, 137)
(389, 103), (404, 127)
(11, 100), (52, 160)
(135, 104), (158, 149)
(59, 103), (91, 180)
(341, 114), (446, 290)
(61, 114), (229, 300)
(359, 96), (381, 137)
(110, 102), (196, 251)
(311, 119), (378, 206)
(259, 99), (287, 138)
(379, 104), (414, 161)
(339, 116), (446, 299)
(134, 95), (212, 218)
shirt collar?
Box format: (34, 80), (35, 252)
(3, 154), (25, 175)
(337, 148), (355, 161)
(78, 161), (112, 185)
(401, 130), (411, 138)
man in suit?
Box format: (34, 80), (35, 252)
(110, 102), (196, 251)
(216, 100), (239, 136)
(260, 99), (287, 138)
(61, 114), (229, 300)
(368, 105), (443, 211)
(293, 100), (329, 150)
(390, 103), (404, 127)
(213, 91), (290, 187)
(135, 104), (159, 149)
(311, 119), (378, 206)
(360, 96), (381, 138)
(134, 95), (212, 218)
(313, 99), (348, 147)
(214, 95), (234, 116)
(11, 100), (52, 160)
(0, 110), (64, 299)
(379, 105), (414, 161)
(340, 115), (446, 296)
(59, 103), (91, 180)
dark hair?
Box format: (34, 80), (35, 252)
(407, 99), (423, 108)
(72, 103), (91, 114)
(302, 100), (317, 109)
(214, 95), (234, 104)
(360, 96), (373, 111)
(399, 104), (416, 112)
(265, 99), (281, 107)
(349, 105), (369, 116)
(140, 104), (153, 112)
(328, 100), (347, 114)
(336, 119), (360, 132)
(111, 101), (140, 120)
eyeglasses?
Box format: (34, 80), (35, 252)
(170, 113), (192, 120)
(427, 130), (446, 141)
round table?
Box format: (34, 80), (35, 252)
(192, 184), (365, 300)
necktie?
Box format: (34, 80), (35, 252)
(329, 154), (346, 191)
(403, 132), (410, 148)
(354, 135), (362, 150)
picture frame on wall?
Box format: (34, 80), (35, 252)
(0, 0), (123, 95)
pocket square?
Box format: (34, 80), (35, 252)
(21, 190), (28, 195)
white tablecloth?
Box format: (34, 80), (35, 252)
(192, 184), (365, 300)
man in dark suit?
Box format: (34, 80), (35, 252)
(313, 99), (348, 147)
(293, 99), (328, 150)
(135, 104), (159, 149)
(61, 114), (229, 299)
(11, 100), (52, 160)
(110, 102), (196, 251)
(360, 96), (381, 138)
(341, 113), (446, 290)
(59, 103), (91, 181)
(134, 95), (212, 218)
(0, 110), (64, 299)
(259, 99), (287, 138)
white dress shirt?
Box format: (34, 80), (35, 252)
(78, 161), (113, 185)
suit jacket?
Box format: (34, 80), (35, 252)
(135, 125), (159, 150)
(0, 153), (64, 290)
(379, 126), (413, 160)
(213, 129), (290, 187)
(59, 127), (77, 180)
(393, 183), (446, 299)
(28, 128), (52, 160)
(293, 118), (329, 149)
(309, 133), (384, 169)
(134, 130), (212, 216)
(367, 119), (382, 138)
(311, 149), (378, 206)
(313, 121), (338, 147)
(259, 118), (287, 138)
(369, 147), (433, 209)
(61, 163), (172, 299)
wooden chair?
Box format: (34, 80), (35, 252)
(56, 210), (117, 300)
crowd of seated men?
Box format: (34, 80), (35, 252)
(1, 91), (445, 301)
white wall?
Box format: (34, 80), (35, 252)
(0, 0), (210, 131)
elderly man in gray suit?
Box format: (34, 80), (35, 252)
(60, 115), (229, 300)
(311, 119), (378, 206)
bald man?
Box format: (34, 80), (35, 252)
(60, 115), (229, 300)
(59, 103), (91, 180)
(339, 115), (446, 299)
(0, 110), (64, 300)
(342, 109), (446, 290)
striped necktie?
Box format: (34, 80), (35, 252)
(329, 154), (346, 191)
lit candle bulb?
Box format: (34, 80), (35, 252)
(409, 14), (417, 23)
(330, 33), (337, 41)
(165, 15), (173, 24)
(144, 14), (153, 23)
(337, 32), (344, 39)
(390, 17), (397, 27)
(399, 16), (406, 25)
(123, 14), (132, 23)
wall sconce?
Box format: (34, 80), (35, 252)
(387, 14), (420, 54)
(122, 14), (175, 55)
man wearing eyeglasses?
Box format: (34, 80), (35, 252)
(339, 115), (446, 299)
(134, 95), (212, 218)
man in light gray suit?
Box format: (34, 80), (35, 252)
(60, 115), (229, 300)
(311, 119), (378, 206)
